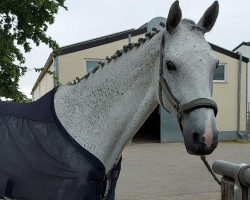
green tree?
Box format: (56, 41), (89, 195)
(0, 0), (67, 102)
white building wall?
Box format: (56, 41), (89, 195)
(213, 52), (247, 132)
(32, 63), (55, 101)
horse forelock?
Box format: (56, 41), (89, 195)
(182, 19), (196, 25)
(182, 19), (204, 32)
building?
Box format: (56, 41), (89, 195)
(31, 17), (249, 142)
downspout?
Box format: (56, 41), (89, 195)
(236, 52), (245, 138)
(246, 62), (249, 139)
(128, 33), (132, 44)
(52, 50), (59, 86)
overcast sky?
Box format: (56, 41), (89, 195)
(19, 0), (250, 98)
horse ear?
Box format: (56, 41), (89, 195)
(166, 1), (182, 33)
(197, 1), (219, 33)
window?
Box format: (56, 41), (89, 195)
(86, 60), (101, 73)
(213, 64), (226, 82)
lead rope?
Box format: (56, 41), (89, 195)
(200, 155), (221, 185)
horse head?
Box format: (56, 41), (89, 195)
(159, 1), (219, 155)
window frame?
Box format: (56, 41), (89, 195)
(85, 59), (104, 73)
(213, 63), (227, 83)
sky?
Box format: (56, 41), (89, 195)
(19, 0), (250, 98)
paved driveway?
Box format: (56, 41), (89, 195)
(115, 142), (250, 200)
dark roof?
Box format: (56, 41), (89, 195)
(210, 43), (249, 63)
(232, 42), (250, 52)
(59, 28), (147, 56)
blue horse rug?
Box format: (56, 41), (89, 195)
(0, 87), (121, 200)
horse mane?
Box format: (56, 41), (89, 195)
(67, 23), (165, 86)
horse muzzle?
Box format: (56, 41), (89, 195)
(181, 108), (219, 155)
(185, 131), (219, 155)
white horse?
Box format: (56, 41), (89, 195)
(56, 0), (219, 171)
(0, 1), (220, 199)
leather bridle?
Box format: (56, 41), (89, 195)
(158, 35), (218, 130)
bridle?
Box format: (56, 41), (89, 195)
(158, 33), (221, 188)
(158, 34), (218, 130)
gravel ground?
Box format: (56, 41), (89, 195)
(115, 142), (250, 200)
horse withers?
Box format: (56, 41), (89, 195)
(0, 1), (220, 199)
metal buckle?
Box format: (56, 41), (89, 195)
(177, 112), (183, 121)
(175, 104), (183, 120)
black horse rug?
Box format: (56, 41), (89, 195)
(0, 87), (121, 200)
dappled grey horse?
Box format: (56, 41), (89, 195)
(0, 1), (220, 199)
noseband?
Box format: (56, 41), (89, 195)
(158, 35), (218, 130)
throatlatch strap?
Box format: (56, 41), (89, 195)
(4, 178), (14, 200)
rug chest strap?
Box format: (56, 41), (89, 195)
(4, 178), (15, 200)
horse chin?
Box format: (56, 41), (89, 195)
(181, 125), (219, 156)
(185, 139), (218, 156)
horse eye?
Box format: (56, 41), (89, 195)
(166, 61), (176, 70)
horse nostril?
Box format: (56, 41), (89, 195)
(192, 132), (200, 143)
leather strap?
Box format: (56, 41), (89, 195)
(159, 77), (180, 109)
(158, 35), (173, 113)
(181, 98), (218, 116)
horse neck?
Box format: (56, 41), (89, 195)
(54, 31), (163, 171)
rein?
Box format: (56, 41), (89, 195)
(158, 34), (218, 130)
(200, 155), (221, 186)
